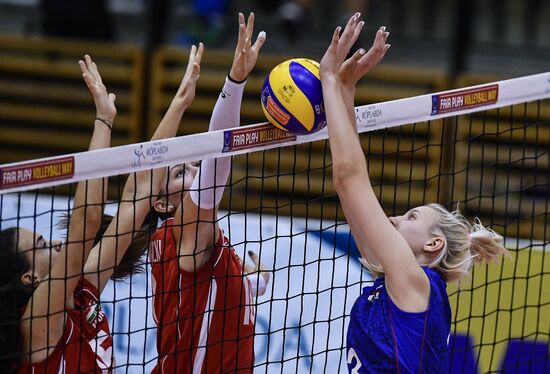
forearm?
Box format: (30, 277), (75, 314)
(70, 120), (113, 251)
(341, 86), (358, 132)
(322, 79), (367, 178)
(150, 97), (188, 141)
(190, 77), (245, 208)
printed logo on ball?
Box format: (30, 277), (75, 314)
(431, 84), (499, 115)
(223, 124), (296, 152)
(262, 87), (290, 126)
(0, 156), (75, 189)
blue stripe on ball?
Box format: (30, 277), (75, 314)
(289, 61), (323, 110)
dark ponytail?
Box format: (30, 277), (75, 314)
(98, 211), (158, 281)
(0, 228), (33, 372)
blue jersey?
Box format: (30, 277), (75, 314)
(347, 267), (451, 373)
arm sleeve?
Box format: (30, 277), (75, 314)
(190, 77), (245, 209)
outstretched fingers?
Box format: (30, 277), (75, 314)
(230, 12), (265, 81)
(339, 13), (363, 55)
(79, 55), (104, 94)
(186, 42), (204, 78)
(86, 55), (103, 84)
(245, 12), (255, 49)
(357, 26), (390, 71)
(236, 13), (246, 52)
(176, 43), (204, 107)
(251, 30), (266, 54)
(79, 54), (117, 121)
(328, 26), (341, 52)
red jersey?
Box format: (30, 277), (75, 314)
(149, 219), (255, 374)
(19, 277), (113, 373)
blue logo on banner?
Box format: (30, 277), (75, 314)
(431, 95), (440, 115)
(223, 130), (232, 152)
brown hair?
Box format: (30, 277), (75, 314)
(0, 228), (33, 371)
(58, 211), (158, 281)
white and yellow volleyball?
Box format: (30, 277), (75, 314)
(261, 58), (326, 135)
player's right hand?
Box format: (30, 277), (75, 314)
(79, 55), (117, 123)
(229, 12), (266, 82)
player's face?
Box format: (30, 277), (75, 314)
(389, 206), (438, 255)
(17, 228), (62, 283)
(163, 162), (200, 210)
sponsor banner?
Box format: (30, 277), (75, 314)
(0, 156), (74, 190)
(130, 141), (169, 168)
(1, 72), (549, 194)
(431, 84), (499, 115)
(355, 104), (384, 128)
(223, 123), (296, 152)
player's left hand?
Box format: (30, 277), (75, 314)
(320, 12), (364, 81)
(339, 25), (390, 88)
(174, 42), (204, 108)
(79, 55), (117, 123)
(229, 12), (266, 82)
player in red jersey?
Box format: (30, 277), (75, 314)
(147, 12), (267, 374)
(0, 45), (203, 373)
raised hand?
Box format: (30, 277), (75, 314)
(245, 250), (263, 274)
(79, 55), (117, 124)
(320, 13), (364, 80)
(174, 42), (204, 108)
(229, 12), (266, 82)
(340, 25), (390, 89)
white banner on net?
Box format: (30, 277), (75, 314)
(1, 71), (549, 194)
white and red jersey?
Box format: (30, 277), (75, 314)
(19, 277), (113, 374)
(149, 219), (255, 374)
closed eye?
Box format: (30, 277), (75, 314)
(36, 236), (47, 249)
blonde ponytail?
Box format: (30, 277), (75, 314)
(358, 204), (510, 283)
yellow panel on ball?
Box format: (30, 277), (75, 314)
(260, 58), (326, 135)
(268, 60), (315, 132)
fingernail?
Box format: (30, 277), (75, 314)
(258, 31), (266, 39)
(382, 26), (386, 31)
(359, 48), (366, 55)
(356, 12), (361, 18)
(360, 21), (365, 27)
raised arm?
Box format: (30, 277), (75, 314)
(174, 13), (266, 272)
(320, 15), (430, 312)
(84, 44), (204, 293)
(21, 55), (116, 362)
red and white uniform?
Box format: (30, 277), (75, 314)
(19, 278), (113, 374)
(149, 219), (255, 374)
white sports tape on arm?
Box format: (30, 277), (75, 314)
(190, 77), (245, 208)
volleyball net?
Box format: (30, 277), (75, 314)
(1, 72), (549, 373)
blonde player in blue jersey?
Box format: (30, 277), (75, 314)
(319, 13), (509, 373)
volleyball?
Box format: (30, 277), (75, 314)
(261, 58), (326, 135)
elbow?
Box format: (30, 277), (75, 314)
(332, 161), (360, 191)
(85, 208), (103, 230)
